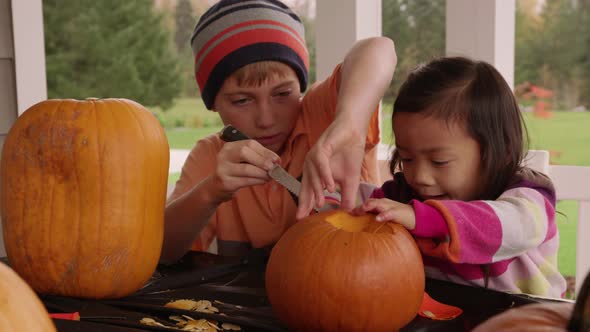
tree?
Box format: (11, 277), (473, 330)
(44, 0), (182, 109)
(537, 0), (584, 108)
(288, 0), (316, 83)
(174, 0), (199, 97)
(381, 0), (445, 100)
(577, 0), (590, 106)
(514, 0), (590, 109)
(515, 1), (544, 86)
(174, 0), (195, 53)
(302, 14), (317, 83)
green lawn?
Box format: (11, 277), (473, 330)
(168, 173), (181, 188)
(148, 98), (224, 190)
(159, 98), (589, 280)
(165, 127), (221, 149)
(555, 201), (578, 277)
(523, 112), (590, 166)
(149, 98), (222, 133)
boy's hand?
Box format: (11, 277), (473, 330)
(210, 140), (280, 203)
(352, 198), (416, 230)
(296, 118), (365, 219)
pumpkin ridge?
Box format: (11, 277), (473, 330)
(59, 100), (80, 292)
(96, 99), (119, 296)
(22, 103), (58, 289)
(304, 227), (335, 330)
(121, 99), (149, 296)
(295, 221), (334, 325)
(16, 114), (31, 283)
(93, 99), (104, 292)
(337, 230), (361, 328)
(69, 100), (86, 296)
(377, 228), (423, 326)
(13, 106), (29, 285)
(45, 101), (62, 292)
(106, 100), (127, 296)
(115, 99), (139, 297)
(316, 228), (343, 324)
(49, 116), (58, 289)
(112, 100), (134, 297)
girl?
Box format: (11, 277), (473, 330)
(354, 57), (567, 298)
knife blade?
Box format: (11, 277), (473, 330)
(219, 125), (342, 208)
(219, 125), (302, 197)
(267, 163), (302, 197)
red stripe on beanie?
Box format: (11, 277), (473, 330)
(195, 19), (306, 64)
(196, 29), (308, 89)
(195, 23), (308, 89)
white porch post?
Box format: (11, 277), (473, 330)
(446, 0), (515, 90)
(315, 0), (382, 82)
(0, 0), (47, 257)
(315, 0), (387, 162)
(12, 0), (47, 114)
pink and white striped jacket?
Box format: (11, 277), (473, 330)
(369, 167), (567, 298)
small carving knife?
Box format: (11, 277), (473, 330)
(219, 125), (341, 210)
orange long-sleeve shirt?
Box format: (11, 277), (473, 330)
(168, 65), (381, 255)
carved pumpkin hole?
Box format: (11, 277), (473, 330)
(324, 212), (375, 233)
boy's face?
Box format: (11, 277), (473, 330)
(393, 112), (483, 201)
(213, 64), (302, 154)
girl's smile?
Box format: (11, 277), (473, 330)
(420, 194), (449, 200)
(393, 112), (484, 202)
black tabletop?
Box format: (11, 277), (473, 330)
(29, 251), (569, 332)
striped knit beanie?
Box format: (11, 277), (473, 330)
(190, 0), (309, 109)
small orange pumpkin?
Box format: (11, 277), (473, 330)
(473, 302), (574, 332)
(265, 210), (425, 332)
(0, 98), (169, 299)
(0, 262), (57, 332)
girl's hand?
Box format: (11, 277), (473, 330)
(353, 198), (416, 230)
(296, 117), (366, 219)
(210, 140), (280, 203)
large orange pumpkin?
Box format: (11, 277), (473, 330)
(0, 262), (57, 332)
(265, 210), (425, 332)
(0, 98), (169, 299)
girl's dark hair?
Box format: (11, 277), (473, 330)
(390, 57), (528, 200)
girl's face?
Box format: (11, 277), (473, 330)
(393, 112), (483, 201)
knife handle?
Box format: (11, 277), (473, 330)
(220, 125), (249, 142)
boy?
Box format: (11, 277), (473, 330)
(161, 0), (396, 262)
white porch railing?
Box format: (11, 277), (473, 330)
(548, 161), (590, 295)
